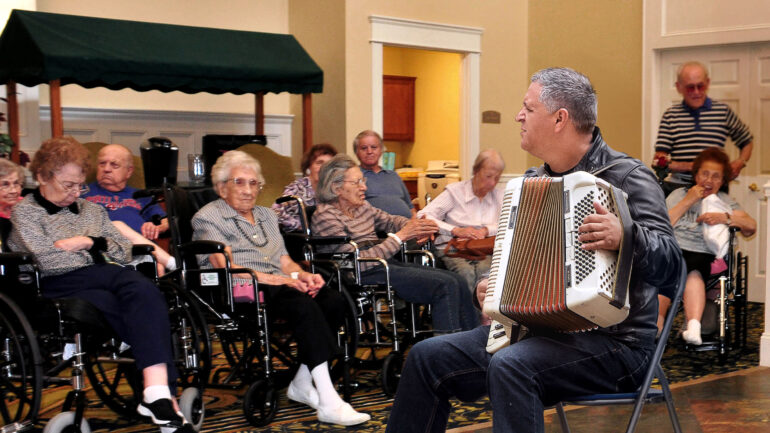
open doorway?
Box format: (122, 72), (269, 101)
(382, 46), (462, 173)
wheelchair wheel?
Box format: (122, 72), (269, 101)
(381, 351), (403, 397)
(0, 293), (43, 425)
(165, 286), (211, 391)
(43, 411), (91, 433)
(243, 379), (278, 427)
(84, 338), (143, 418)
(179, 387), (205, 432)
(218, 330), (267, 385)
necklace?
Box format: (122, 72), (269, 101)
(234, 217), (269, 248)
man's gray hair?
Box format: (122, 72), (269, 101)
(316, 154), (357, 204)
(472, 148), (505, 175)
(352, 130), (383, 152)
(210, 150), (264, 188)
(0, 158), (25, 182)
(676, 61), (709, 82)
(531, 67), (597, 135)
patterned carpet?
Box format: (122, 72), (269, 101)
(33, 302), (763, 433)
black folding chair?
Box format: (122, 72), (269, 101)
(553, 257), (687, 433)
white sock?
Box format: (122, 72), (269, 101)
(143, 384), (172, 403)
(685, 319), (701, 336)
(311, 362), (344, 409)
(291, 364), (314, 391)
(165, 257), (177, 272)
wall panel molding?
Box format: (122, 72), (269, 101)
(37, 107), (293, 180)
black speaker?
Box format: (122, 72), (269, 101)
(140, 137), (178, 188)
(202, 135), (267, 185)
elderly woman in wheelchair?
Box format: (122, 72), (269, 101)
(7, 137), (193, 432)
(191, 150), (370, 426)
(311, 154), (479, 334)
(657, 148), (756, 345)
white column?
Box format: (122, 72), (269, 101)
(460, 52), (480, 181)
(761, 180), (770, 366)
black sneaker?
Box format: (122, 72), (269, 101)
(137, 398), (190, 431)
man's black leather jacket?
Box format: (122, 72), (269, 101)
(525, 127), (683, 349)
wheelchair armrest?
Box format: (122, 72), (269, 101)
(131, 244), (155, 256)
(178, 240), (226, 256)
(275, 195), (305, 205)
(305, 235), (351, 246)
(404, 249), (435, 266)
(0, 251), (36, 266)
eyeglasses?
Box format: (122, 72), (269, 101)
(54, 177), (89, 195)
(343, 177), (367, 186)
(682, 83), (707, 93)
(0, 180), (23, 192)
(696, 171), (723, 182)
(225, 177), (264, 190)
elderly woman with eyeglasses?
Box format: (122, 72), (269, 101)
(658, 147), (756, 345)
(8, 137), (194, 432)
(311, 155), (479, 334)
(0, 158), (25, 220)
(191, 150), (370, 426)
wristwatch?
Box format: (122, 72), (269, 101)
(725, 212), (732, 225)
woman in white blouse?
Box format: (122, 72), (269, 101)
(417, 149), (505, 293)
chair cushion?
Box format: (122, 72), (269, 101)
(235, 143), (294, 208)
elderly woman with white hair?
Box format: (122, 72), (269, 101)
(417, 149), (505, 294)
(191, 151), (369, 426)
(311, 154), (479, 334)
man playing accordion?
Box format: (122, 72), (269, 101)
(385, 67), (682, 433)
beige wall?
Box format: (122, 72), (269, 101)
(344, 0), (530, 174)
(383, 47), (461, 170)
(35, 0), (291, 115)
(528, 0), (643, 164)
(288, 0), (346, 171)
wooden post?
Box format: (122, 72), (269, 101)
(302, 93), (312, 153)
(50, 79), (63, 138)
(6, 81), (19, 163)
(255, 92), (264, 135)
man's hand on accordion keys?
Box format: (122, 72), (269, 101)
(577, 201), (622, 251)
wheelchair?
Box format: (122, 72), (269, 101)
(0, 222), (209, 432)
(276, 195), (437, 397)
(683, 227), (748, 364)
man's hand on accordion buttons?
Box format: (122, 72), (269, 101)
(577, 201), (622, 251)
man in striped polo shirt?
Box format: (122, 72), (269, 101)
(654, 61), (753, 182)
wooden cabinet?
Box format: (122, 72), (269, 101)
(383, 75), (415, 141)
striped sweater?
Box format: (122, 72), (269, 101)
(655, 99), (752, 162)
(311, 201), (408, 270)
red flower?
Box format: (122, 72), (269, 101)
(653, 155), (669, 168)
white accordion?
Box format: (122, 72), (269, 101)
(483, 171), (634, 354)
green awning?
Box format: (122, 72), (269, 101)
(0, 9), (323, 95)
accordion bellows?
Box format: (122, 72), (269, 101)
(483, 172), (634, 353)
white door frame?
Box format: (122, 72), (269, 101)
(369, 16), (482, 180)
(642, 0), (770, 367)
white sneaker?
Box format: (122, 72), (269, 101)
(682, 319), (702, 345)
(317, 402), (371, 426)
(286, 381), (319, 410)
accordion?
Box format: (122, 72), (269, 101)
(482, 171), (634, 354)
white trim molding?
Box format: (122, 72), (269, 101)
(369, 15), (483, 180)
(38, 106), (293, 180)
(759, 182), (770, 367)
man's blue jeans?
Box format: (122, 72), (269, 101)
(361, 260), (479, 332)
(385, 326), (653, 433)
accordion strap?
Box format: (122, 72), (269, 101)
(610, 184), (634, 309)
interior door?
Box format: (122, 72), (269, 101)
(659, 44), (769, 302)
